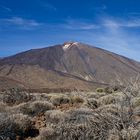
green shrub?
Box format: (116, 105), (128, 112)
(96, 88), (104, 93)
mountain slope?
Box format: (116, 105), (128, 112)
(0, 42), (140, 90)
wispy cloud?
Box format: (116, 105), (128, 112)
(57, 17), (140, 31)
(3, 17), (41, 26)
(0, 5), (12, 12)
(0, 17), (42, 30)
(42, 3), (57, 11)
(60, 19), (99, 30)
(103, 17), (140, 28)
(38, 0), (57, 11)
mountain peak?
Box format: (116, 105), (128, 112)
(62, 41), (79, 51)
(0, 42), (140, 90)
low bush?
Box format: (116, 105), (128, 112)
(0, 113), (18, 139)
(98, 94), (117, 105)
(0, 113), (36, 139)
(50, 95), (71, 106)
(70, 96), (84, 104)
(12, 113), (33, 134)
(65, 108), (94, 124)
(96, 104), (121, 117)
(45, 110), (68, 124)
(1, 88), (33, 105)
(20, 101), (54, 116)
(39, 127), (57, 140)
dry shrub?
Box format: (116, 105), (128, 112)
(0, 112), (36, 139)
(84, 98), (98, 109)
(104, 86), (121, 94)
(45, 110), (68, 124)
(108, 129), (122, 140)
(39, 127), (56, 140)
(44, 87), (140, 140)
(88, 92), (106, 99)
(70, 96), (84, 104)
(96, 104), (120, 116)
(0, 113), (18, 139)
(121, 128), (140, 140)
(98, 94), (117, 105)
(65, 108), (94, 124)
(20, 101), (54, 116)
(132, 97), (140, 108)
(49, 108), (96, 139)
(48, 107), (122, 140)
(50, 95), (84, 106)
(55, 123), (96, 140)
(1, 88), (33, 105)
(108, 128), (140, 140)
(50, 95), (71, 106)
(11, 113), (33, 134)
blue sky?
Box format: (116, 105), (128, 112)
(0, 0), (140, 61)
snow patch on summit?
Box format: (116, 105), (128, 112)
(63, 42), (79, 51)
(63, 44), (71, 51)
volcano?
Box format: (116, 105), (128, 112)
(0, 42), (140, 91)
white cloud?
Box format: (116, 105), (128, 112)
(3, 17), (40, 26)
(0, 17), (42, 30)
(59, 17), (140, 32)
(62, 19), (99, 30)
(103, 17), (140, 28)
